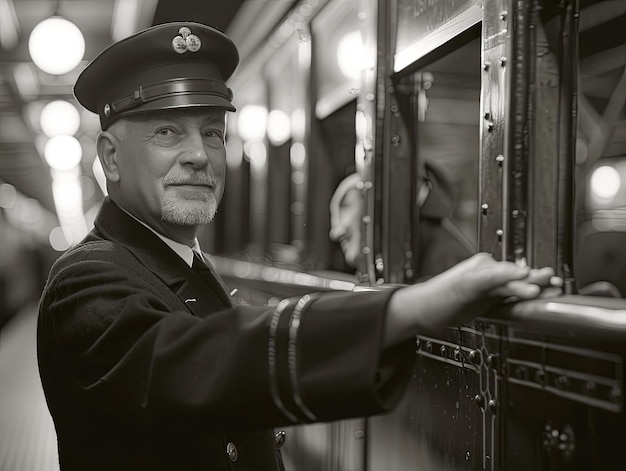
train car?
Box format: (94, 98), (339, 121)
(195, 0), (626, 469)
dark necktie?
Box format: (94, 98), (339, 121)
(192, 252), (234, 307)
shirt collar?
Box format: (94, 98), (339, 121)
(122, 209), (201, 267)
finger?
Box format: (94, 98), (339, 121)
(537, 286), (563, 299)
(471, 262), (531, 292)
(523, 267), (556, 286)
(491, 280), (541, 299)
(550, 276), (563, 287)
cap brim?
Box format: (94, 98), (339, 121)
(101, 94), (236, 128)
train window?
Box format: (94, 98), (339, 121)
(263, 31), (310, 267)
(305, 0), (374, 273)
(574, 1), (626, 297)
(410, 38), (480, 267)
(394, 0), (481, 73)
(383, 33), (480, 282)
(315, 100), (360, 273)
(210, 77), (267, 258)
(311, 0), (365, 120)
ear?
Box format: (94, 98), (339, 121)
(96, 131), (121, 183)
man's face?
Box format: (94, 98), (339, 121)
(329, 188), (363, 268)
(107, 108), (227, 240)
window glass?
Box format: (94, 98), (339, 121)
(394, 38), (480, 278)
(574, 1), (626, 297)
(312, 0), (364, 119)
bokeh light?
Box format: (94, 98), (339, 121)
(44, 135), (82, 170)
(40, 100), (81, 137)
(590, 165), (621, 202)
(28, 17), (85, 75)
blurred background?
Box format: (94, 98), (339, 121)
(0, 1), (291, 469)
(2, 1), (626, 469)
(0, 0), (295, 328)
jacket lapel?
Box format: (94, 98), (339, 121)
(92, 198), (233, 318)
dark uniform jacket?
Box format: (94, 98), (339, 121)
(37, 198), (413, 470)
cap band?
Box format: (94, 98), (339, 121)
(109, 78), (233, 115)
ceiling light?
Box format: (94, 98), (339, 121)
(40, 100), (81, 137)
(238, 105), (268, 142)
(267, 109), (291, 146)
(44, 135), (82, 170)
(28, 16), (85, 75)
(337, 31), (365, 81)
(590, 165), (621, 203)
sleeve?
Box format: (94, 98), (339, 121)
(267, 290), (415, 424)
(39, 247), (414, 434)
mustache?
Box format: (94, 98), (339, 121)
(162, 174), (217, 186)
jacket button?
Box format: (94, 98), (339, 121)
(275, 430), (286, 449)
(226, 442), (238, 462)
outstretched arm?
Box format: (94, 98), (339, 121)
(384, 253), (562, 348)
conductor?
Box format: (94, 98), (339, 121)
(37, 22), (561, 471)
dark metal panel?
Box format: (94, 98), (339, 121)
(508, 0), (577, 275)
(481, 0), (577, 270)
(479, 0), (509, 259)
(373, 0), (412, 284)
(381, 89), (416, 283)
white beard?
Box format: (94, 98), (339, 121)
(160, 191), (218, 225)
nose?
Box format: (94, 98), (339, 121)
(180, 131), (210, 168)
(329, 218), (346, 242)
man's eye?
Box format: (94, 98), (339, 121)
(205, 130), (223, 139)
(155, 127), (174, 136)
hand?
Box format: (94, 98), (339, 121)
(435, 253), (562, 305)
(385, 253), (563, 345)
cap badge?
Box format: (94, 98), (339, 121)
(171, 27), (201, 54)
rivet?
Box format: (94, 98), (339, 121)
(275, 430), (286, 448)
(226, 442), (238, 462)
(583, 381), (596, 396)
(481, 203), (489, 215)
(555, 376), (569, 390)
(453, 347), (462, 361)
(535, 370), (545, 384)
(474, 394), (485, 409)
(468, 350), (481, 365)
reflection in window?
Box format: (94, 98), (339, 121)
(575, 2), (626, 297)
(396, 38), (480, 278)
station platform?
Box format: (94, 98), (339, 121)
(0, 304), (58, 471)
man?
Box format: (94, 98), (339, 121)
(329, 173), (365, 271)
(329, 163), (474, 280)
(38, 22), (560, 471)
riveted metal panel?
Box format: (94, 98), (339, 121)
(479, 0), (510, 259)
